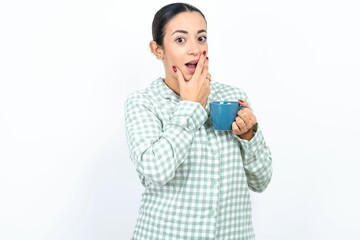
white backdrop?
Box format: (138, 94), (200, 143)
(1, 0), (359, 239)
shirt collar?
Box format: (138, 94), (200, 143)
(150, 77), (219, 102)
(150, 78), (180, 101)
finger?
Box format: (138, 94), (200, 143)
(235, 116), (247, 132)
(197, 57), (209, 86)
(238, 99), (250, 109)
(173, 65), (186, 86)
(174, 66), (190, 98)
(232, 122), (241, 135)
(206, 72), (211, 81)
(202, 55), (209, 75)
(192, 51), (207, 80)
(237, 108), (249, 120)
(202, 58), (210, 81)
(247, 113), (257, 126)
(238, 109), (256, 128)
(237, 107), (252, 118)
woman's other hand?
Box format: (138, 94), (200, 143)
(232, 100), (257, 140)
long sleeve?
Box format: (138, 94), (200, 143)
(128, 79), (272, 239)
(124, 92), (208, 186)
(211, 82), (273, 192)
(233, 130), (272, 192)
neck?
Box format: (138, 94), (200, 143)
(164, 76), (180, 96)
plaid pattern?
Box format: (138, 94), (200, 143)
(125, 78), (272, 240)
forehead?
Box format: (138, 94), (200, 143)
(164, 12), (207, 34)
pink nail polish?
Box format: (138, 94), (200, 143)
(238, 99), (244, 103)
(172, 66), (177, 72)
(203, 51), (206, 56)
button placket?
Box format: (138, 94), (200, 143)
(209, 209), (216, 217)
(212, 180), (218, 187)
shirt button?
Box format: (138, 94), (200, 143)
(209, 209), (216, 217)
(212, 180), (218, 187)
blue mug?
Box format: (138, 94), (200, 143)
(210, 101), (243, 131)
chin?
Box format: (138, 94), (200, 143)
(184, 74), (193, 82)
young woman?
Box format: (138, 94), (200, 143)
(125, 3), (272, 239)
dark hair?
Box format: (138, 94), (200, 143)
(152, 3), (206, 46)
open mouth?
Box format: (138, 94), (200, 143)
(185, 61), (198, 72)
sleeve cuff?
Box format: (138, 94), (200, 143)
(168, 101), (208, 132)
(233, 127), (266, 154)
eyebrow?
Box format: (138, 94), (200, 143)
(171, 29), (207, 35)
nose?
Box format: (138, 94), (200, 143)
(187, 40), (201, 56)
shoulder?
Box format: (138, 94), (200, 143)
(125, 87), (149, 107)
(125, 79), (160, 112)
(126, 89), (148, 104)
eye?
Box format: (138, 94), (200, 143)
(175, 37), (185, 43)
(198, 36), (207, 42)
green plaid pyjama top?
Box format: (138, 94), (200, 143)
(125, 78), (272, 240)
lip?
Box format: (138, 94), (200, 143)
(186, 60), (199, 64)
(184, 60), (199, 74)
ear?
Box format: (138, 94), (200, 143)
(149, 40), (164, 60)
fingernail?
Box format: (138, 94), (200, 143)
(206, 56), (209, 60)
(238, 99), (244, 103)
(172, 66), (177, 72)
(203, 51), (206, 56)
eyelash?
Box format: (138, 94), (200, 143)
(198, 36), (207, 42)
(175, 36), (207, 43)
(175, 37), (185, 43)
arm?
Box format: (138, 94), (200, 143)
(232, 98), (272, 192)
(125, 93), (208, 186)
(234, 129), (273, 192)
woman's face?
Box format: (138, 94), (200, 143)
(161, 11), (208, 82)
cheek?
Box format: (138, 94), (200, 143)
(164, 52), (182, 66)
(163, 44), (182, 61)
(170, 49), (181, 60)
